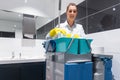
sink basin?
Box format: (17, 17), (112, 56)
(0, 57), (25, 60)
(0, 57), (11, 60)
(0, 56), (45, 60)
(0, 57), (45, 64)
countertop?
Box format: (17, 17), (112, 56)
(0, 58), (46, 64)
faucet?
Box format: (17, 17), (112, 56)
(19, 53), (21, 59)
(12, 52), (15, 59)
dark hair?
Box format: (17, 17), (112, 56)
(66, 3), (77, 12)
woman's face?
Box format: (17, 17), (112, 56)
(66, 5), (77, 22)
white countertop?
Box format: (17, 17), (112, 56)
(0, 58), (46, 64)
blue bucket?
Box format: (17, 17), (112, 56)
(78, 39), (92, 54)
(54, 38), (92, 55)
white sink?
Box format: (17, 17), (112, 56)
(0, 57), (25, 60)
(0, 57), (45, 64)
(0, 57), (11, 60)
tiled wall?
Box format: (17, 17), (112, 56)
(37, 0), (120, 39)
(0, 38), (46, 59)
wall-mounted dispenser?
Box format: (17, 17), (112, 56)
(22, 14), (36, 39)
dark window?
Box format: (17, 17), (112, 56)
(0, 31), (15, 38)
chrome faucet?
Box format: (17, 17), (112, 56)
(19, 53), (21, 59)
(12, 52), (15, 59)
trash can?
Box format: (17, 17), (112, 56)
(64, 62), (93, 80)
(93, 54), (113, 80)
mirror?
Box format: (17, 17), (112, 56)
(0, 9), (50, 39)
(0, 10), (23, 38)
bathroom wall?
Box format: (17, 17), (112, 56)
(0, 38), (46, 59)
(87, 29), (120, 80)
(87, 29), (120, 53)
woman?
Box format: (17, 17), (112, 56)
(46, 3), (86, 39)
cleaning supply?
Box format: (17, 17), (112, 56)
(49, 28), (66, 37)
(66, 33), (72, 38)
(49, 27), (81, 38)
(66, 34), (80, 38)
(73, 34), (80, 38)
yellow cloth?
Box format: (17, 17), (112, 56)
(49, 28), (66, 37)
(66, 33), (80, 38)
(73, 34), (80, 38)
(66, 33), (72, 38)
(49, 28), (80, 38)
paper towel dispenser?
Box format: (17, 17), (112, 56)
(22, 14), (36, 39)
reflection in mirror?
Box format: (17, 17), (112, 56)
(0, 9), (51, 39)
(87, 5), (117, 33)
(87, 0), (119, 33)
(0, 9), (23, 38)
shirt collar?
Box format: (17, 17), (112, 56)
(64, 20), (76, 29)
